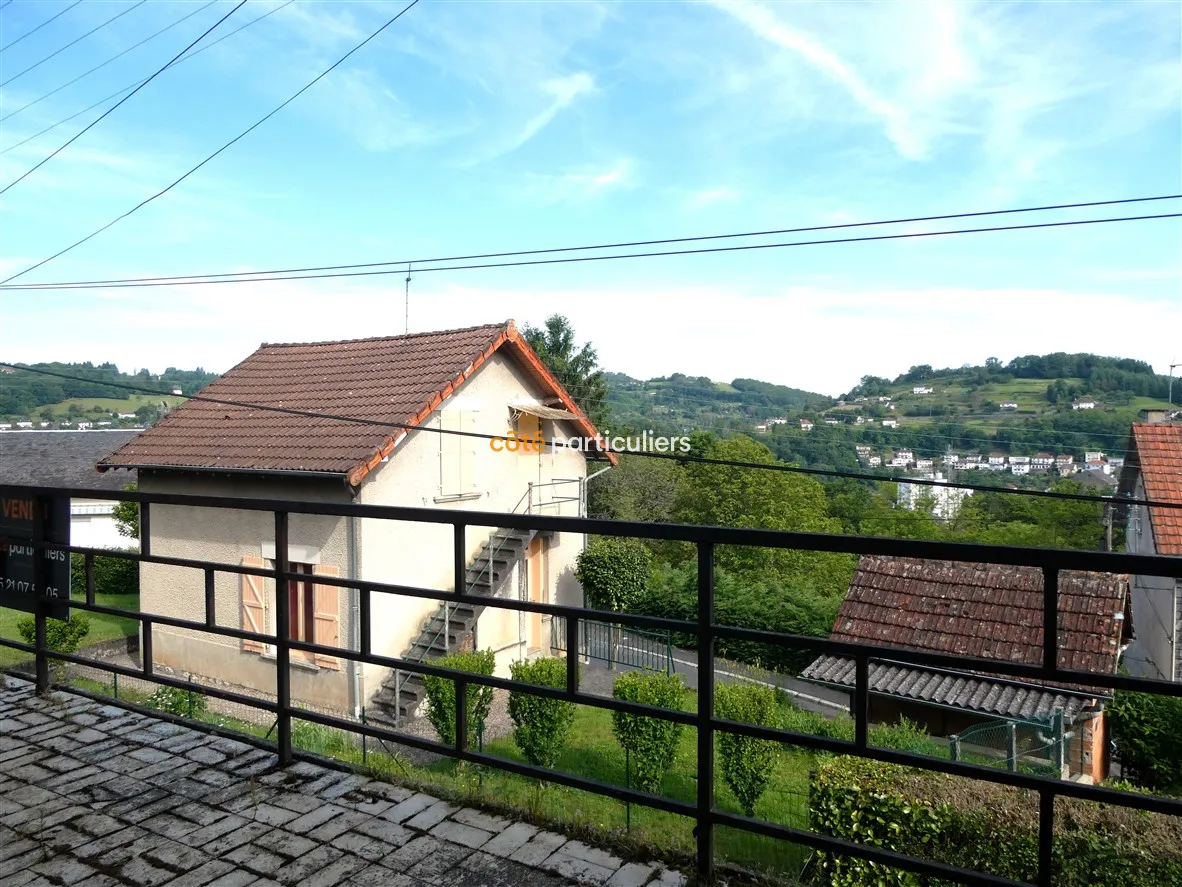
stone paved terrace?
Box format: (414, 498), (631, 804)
(0, 676), (687, 887)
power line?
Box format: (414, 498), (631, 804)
(3, 194), (1179, 290)
(1, 0), (220, 124)
(3, 361), (1176, 513)
(0, 0), (148, 88)
(0, 0), (82, 53)
(0, 1), (248, 197)
(0, 0), (423, 286)
(0, 0), (297, 158)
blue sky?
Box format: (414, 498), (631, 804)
(0, 0), (1179, 395)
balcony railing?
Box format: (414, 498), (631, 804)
(1, 482), (1181, 887)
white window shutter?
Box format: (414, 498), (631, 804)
(240, 555), (266, 653)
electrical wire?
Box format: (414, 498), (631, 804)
(0, 0), (82, 53)
(1, 0), (220, 124)
(0, 1), (248, 197)
(5, 212), (1178, 290)
(0, 0), (422, 286)
(0, 0), (298, 158)
(2, 194), (1178, 290)
(0, 0), (148, 88)
(3, 361), (1175, 512)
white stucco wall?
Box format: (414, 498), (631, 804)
(70, 499), (133, 550)
(1123, 474), (1178, 682)
(355, 350), (588, 695)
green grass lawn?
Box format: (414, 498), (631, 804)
(0, 592), (139, 666)
(34, 394), (185, 417)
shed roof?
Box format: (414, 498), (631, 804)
(0, 430), (139, 491)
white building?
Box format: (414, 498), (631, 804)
(915, 458), (933, 470)
(1072, 400), (1096, 410)
(882, 419), (898, 428)
(1085, 451), (1106, 464)
(912, 386), (933, 395)
(868, 456), (882, 468)
(1000, 402), (1019, 410)
(799, 419), (814, 431)
(1032, 453), (1055, 469)
(988, 452), (1007, 466)
(897, 472), (973, 522)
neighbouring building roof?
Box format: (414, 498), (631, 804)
(801, 555), (1130, 721)
(0, 430), (139, 491)
(98, 321), (609, 487)
(1119, 423), (1182, 556)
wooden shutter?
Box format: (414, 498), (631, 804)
(241, 555), (266, 653)
(312, 564), (341, 670)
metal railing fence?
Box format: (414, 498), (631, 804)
(2, 483), (1181, 887)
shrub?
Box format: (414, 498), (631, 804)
(69, 553), (139, 598)
(714, 682), (781, 816)
(610, 670), (685, 793)
(422, 649), (495, 748)
(809, 756), (1182, 887)
(1107, 689), (1182, 793)
(576, 537), (653, 612)
(508, 657), (576, 769)
(145, 684), (208, 718)
(16, 614), (91, 678)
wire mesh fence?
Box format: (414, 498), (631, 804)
(951, 715), (1063, 777)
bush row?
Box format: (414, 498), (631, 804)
(809, 756), (1182, 887)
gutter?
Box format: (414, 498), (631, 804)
(101, 464), (350, 482)
(348, 513), (363, 719)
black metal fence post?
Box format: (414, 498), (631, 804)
(275, 511), (292, 765)
(32, 494), (49, 693)
(696, 541), (715, 885)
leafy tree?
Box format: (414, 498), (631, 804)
(715, 682), (781, 816)
(586, 454), (682, 524)
(112, 483), (139, 542)
(675, 434), (854, 593)
(16, 615), (91, 679)
(508, 657), (576, 769)
(523, 315), (610, 427)
(575, 537), (653, 612)
(1107, 689), (1182, 793)
(610, 670), (685, 793)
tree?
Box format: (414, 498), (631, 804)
(575, 537), (652, 611)
(508, 657), (576, 769)
(715, 682), (781, 816)
(586, 454), (682, 523)
(610, 671), (685, 793)
(112, 483), (139, 542)
(675, 435), (854, 593)
(522, 315), (610, 427)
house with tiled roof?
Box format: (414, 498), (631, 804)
(1117, 421), (1182, 682)
(802, 556), (1131, 782)
(98, 321), (613, 722)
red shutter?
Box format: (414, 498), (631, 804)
(312, 565), (341, 670)
(240, 555), (266, 653)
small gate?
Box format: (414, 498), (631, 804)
(552, 616), (674, 674)
(950, 712), (1064, 777)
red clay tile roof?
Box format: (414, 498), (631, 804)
(802, 556), (1129, 701)
(1127, 423), (1182, 556)
(98, 321), (609, 486)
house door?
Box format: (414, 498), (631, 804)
(527, 537), (545, 652)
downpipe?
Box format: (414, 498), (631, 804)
(348, 514), (363, 719)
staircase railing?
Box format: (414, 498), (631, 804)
(391, 486), (535, 722)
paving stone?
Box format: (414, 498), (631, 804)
(173, 801), (230, 827)
(329, 830), (404, 862)
(192, 820), (272, 857)
(451, 852), (567, 887)
(71, 812), (125, 838)
(308, 809), (372, 842)
(0, 847), (51, 878)
(379, 793), (437, 824)
(176, 812), (249, 849)
(346, 864), (426, 887)
(430, 820), (492, 850)
(605, 862), (658, 887)
(141, 812), (205, 840)
(651, 870), (686, 887)
(30, 855), (100, 884)
(292, 852), (369, 887)
(285, 803), (346, 834)
(148, 859), (236, 887)
(203, 871), (263, 887)
(542, 852), (617, 885)
(141, 838), (210, 872)
(254, 829), (319, 859)
(186, 746), (228, 766)
(0, 836), (40, 863)
(73, 826), (147, 861)
(402, 801), (457, 832)
(450, 807), (511, 833)
(508, 830), (568, 867)
(558, 841), (621, 871)
(223, 844), (288, 877)
(74, 875), (123, 887)
(270, 844), (347, 885)
(117, 853), (183, 887)
(482, 821), (539, 858)
(250, 804), (300, 827)
(351, 816), (414, 848)
(403, 839), (473, 885)
(271, 792), (323, 815)
(351, 781), (412, 804)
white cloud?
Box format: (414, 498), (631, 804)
(518, 157), (635, 205)
(686, 187), (740, 210)
(502, 72), (596, 155)
(5, 279), (1176, 397)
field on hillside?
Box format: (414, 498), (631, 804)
(34, 394), (186, 417)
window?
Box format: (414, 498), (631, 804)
(439, 410), (477, 497)
(239, 556), (341, 670)
(287, 563), (315, 644)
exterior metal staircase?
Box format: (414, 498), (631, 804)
(366, 525), (538, 725)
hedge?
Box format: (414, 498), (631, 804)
(576, 537), (653, 612)
(1107, 689), (1182, 793)
(508, 657), (576, 769)
(611, 670), (686, 793)
(422, 649), (495, 748)
(809, 756), (1182, 887)
(715, 682), (781, 816)
(69, 552), (138, 598)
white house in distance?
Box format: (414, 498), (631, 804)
(1072, 399), (1096, 410)
(0, 430), (141, 549)
(882, 419), (898, 428)
(1000, 401), (1019, 410)
(799, 418), (814, 432)
(1117, 421), (1182, 681)
(912, 386), (933, 395)
(97, 321), (614, 722)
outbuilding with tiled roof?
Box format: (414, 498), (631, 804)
(802, 555), (1131, 782)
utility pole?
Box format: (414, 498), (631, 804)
(1104, 505), (1113, 552)
(1169, 362), (1179, 408)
